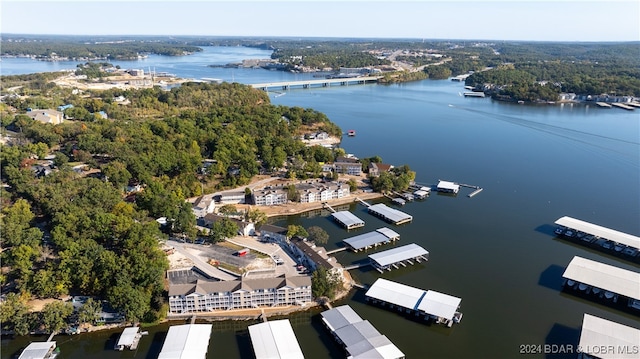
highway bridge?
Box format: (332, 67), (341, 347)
(250, 76), (383, 91)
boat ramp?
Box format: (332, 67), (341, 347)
(365, 278), (463, 327)
(342, 227), (400, 252)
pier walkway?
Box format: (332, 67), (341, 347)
(250, 76), (382, 91)
(355, 197), (371, 207)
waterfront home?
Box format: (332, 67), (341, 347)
(167, 275), (312, 314)
(368, 162), (393, 177)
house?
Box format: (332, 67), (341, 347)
(202, 213), (255, 236)
(253, 189), (287, 206)
(167, 275), (312, 313)
(289, 237), (344, 280)
(191, 196), (216, 218)
(333, 156), (362, 175)
(25, 109), (64, 125)
(368, 162), (394, 177)
(219, 190), (246, 204)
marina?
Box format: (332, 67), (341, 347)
(366, 203), (413, 225)
(365, 278), (463, 327)
(578, 314), (640, 359)
(368, 243), (429, 273)
(321, 305), (405, 359)
(114, 326), (142, 351)
(561, 256), (640, 311)
(342, 227), (400, 252)
(248, 319), (304, 359)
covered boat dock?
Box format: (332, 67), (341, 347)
(115, 327), (141, 351)
(562, 256), (640, 308)
(554, 216), (640, 257)
(367, 203), (413, 225)
(578, 314), (640, 359)
(365, 278), (463, 327)
(343, 227), (400, 252)
(158, 324), (213, 359)
(436, 180), (460, 194)
(18, 341), (58, 359)
(331, 211), (365, 230)
(321, 305), (405, 359)
(368, 243), (429, 272)
(248, 319), (304, 359)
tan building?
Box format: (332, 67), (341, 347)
(25, 109), (64, 125)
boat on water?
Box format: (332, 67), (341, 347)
(18, 341), (59, 359)
(115, 326), (142, 351)
(347, 130), (356, 136)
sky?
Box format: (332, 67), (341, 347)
(1, 0), (639, 42)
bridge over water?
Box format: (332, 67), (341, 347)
(250, 76), (383, 91)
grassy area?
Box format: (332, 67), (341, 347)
(218, 241), (244, 251)
(216, 262), (244, 275)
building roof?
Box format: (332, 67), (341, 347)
(321, 305), (363, 331)
(290, 237), (342, 271)
(367, 203), (413, 224)
(365, 278), (426, 310)
(416, 290), (462, 321)
(332, 211), (365, 228)
(368, 243), (429, 267)
(578, 314), (640, 359)
(259, 224), (288, 235)
(116, 327), (140, 347)
(555, 216), (640, 249)
(343, 228), (400, 250)
(158, 324), (213, 359)
(248, 319), (304, 359)
(562, 256), (640, 300)
(18, 342), (56, 359)
(168, 275), (311, 297)
(321, 305), (404, 359)
(437, 180), (459, 191)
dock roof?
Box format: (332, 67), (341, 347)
(365, 278), (426, 310)
(437, 180), (459, 192)
(332, 211), (365, 229)
(578, 314), (640, 359)
(555, 216), (640, 249)
(416, 290), (462, 321)
(321, 305), (404, 359)
(116, 327), (140, 347)
(562, 256), (640, 300)
(367, 203), (413, 224)
(158, 324), (212, 359)
(18, 342), (56, 359)
(343, 228), (400, 251)
(248, 319), (304, 359)
(368, 243), (429, 267)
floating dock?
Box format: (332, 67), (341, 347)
(595, 102), (612, 108)
(611, 102), (635, 110)
(367, 203), (413, 225)
(248, 319), (304, 359)
(365, 278), (463, 327)
(115, 327), (141, 351)
(413, 187), (431, 199)
(331, 211), (365, 230)
(158, 324), (213, 359)
(342, 227), (400, 252)
(436, 180), (460, 194)
(18, 341), (59, 359)
(321, 305), (404, 359)
(463, 92), (485, 98)
(554, 216), (640, 257)
(368, 243), (429, 273)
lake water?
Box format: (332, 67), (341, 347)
(2, 47), (639, 359)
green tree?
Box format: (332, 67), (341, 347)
(287, 224), (308, 239)
(78, 298), (102, 325)
(0, 198), (42, 248)
(173, 201), (197, 240)
(209, 217), (238, 242)
(307, 226), (329, 245)
(102, 160), (131, 190)
(311, 266), (343, 300)
(41, 301), (73, 333)
(218, 204), (238, 216)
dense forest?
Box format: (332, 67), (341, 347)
(0, 79), (345, 332)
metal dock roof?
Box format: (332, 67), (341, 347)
(416, 290), (462, 321)
(158, 324), (213, 359)
(365, 278), (462, 320)
(321, 305), (404, 359)
(437, 180), (460, 192)
(367, 203), (413, 225)
(343, 228), (400, 251)
(578, 314), (640, 359)
(248, 319), (304, 359)
(116, 327), (140, 347)
(368, 243), (429, 267)
(18, 342), (56, 359)
(332, 211), (365, 229)
(555, 216), (640, 249)
(562, 256), (640, 300)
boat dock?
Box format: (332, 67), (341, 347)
(331, 210), (365, 230)
(463, 92), (486, 98)
(354, 197), (371, 207)
(596, 102), (612, 108)
(437, 180), (483, 198)
(562, 256), (640, 310)
(17, 341), (59, 359)
(365, 278), (463, 327)
(342, 227), (400, 252)
(368, 243), (429, 273)
(611, 102), (635, 110)
(578, 314), (640, 358)
(115, 327), (142, 351)
(367, 203), (413, 225)
(554, 216), (640, 259)
(248, 319), (305, 359)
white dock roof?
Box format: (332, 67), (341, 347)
(248, 319), (304, 359)
(437, 180), (459, 191)
(369, 243), (429, 267)
(343, 228), (399, 250)
(332, 211), (365, 228)
(18, 342), (56, 359)
(365, 278), (426, 310)
(578, 314), (640, 359)
(321, 305), (363, 332)
(368, 203), (413, 224)
(555, 216), (640, 249)
(416, 290), (462, 321)
(116, 327), (140, 347)
(334, 320), (405, 359)
(158, 324), (213, 359)
(562, 256), (640, 300)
